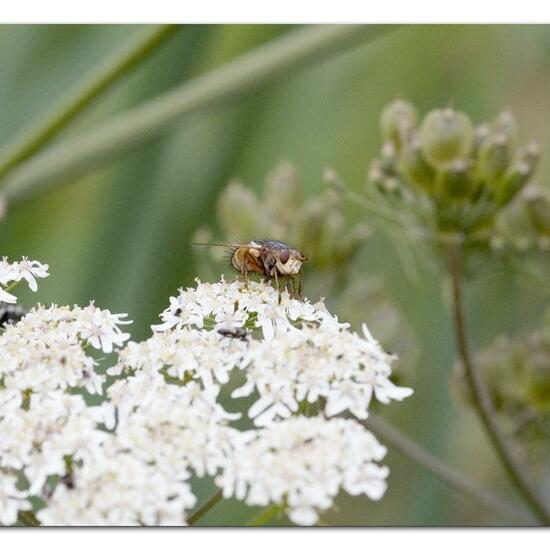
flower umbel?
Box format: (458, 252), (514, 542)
(0, 303), (131, 396)
(1, 268), (412, 526)
(148, 279), (412, 425)
(216, 416), (389, 525)
(333, 101), (543, 272)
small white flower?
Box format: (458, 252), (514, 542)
(0, 257), (49, 304)
(76, 305), (131, 353)
(13, 257), (49, 292)
(107, 373), (243, 479)
(0, 287), (17, 304)
(0, 257), (17, 285)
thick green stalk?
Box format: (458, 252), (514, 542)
(0, 25), (392, 208)
(0, 24), (178, 180)
(446, 243), (550, 525)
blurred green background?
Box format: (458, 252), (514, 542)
(1, 24), (549, 526)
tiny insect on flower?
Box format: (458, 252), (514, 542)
(0, 304), (26, 328)
(217, 326), (249, 341)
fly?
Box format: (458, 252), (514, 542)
(192, 239), (307, 302)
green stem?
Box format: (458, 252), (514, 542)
(246, 504), (283, 526)
(365, 413), (534, 524)
(17, 510), (40, 526)
(2, 280), (20, 293)
(0, 24), (179, 180)
(0, 25), (394, 208)
(446, 242), (550, 525)
(187, 489), (223, 526)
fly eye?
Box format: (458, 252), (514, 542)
(279, 249), (290, 264)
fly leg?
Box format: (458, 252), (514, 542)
(298, 271), (303, 300)
(274, 269), (281, 304)
(241, 251), (251, 288)
(288, 277), (296, 299)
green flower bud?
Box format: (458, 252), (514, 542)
(316, 210), (346, 266)
(520, 140), (541, 166)
(491, 141), (538, 205)
(217, 180), (265, 239)
(380, 99), (418, 150)
(524, 187), (550, 236)
(380, 176), (402, 195)
(473, 123), (491, 152)
(399, 134), (435, 193)
(263, 162), (302, 226)
(292, 197), (332, 263)
(436, 159), (475, 200)
(380, 141), (398, 173)
(494, 160), (532, 206)
(420, 108), (475, 168)
(477, 133), (511, 183)
(495, 194), (538, 250)
(492, 111), (518, 147)
(367, 159), (385, 187)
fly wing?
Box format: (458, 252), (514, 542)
(190, 241), (263, 250)
(190, 242), (233, 248)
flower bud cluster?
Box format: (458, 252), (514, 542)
(194, 162), (369, 290)
(452, 315), (550, 457)
(369, 100), (540, 236)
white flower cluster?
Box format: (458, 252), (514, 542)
(36, 376), (243, 525)
(111, 327), (248, 393)
(0, 257), (49, 304)
(235, 324), (412, 426)
(36, 438), (197, 526)
(0, 303), (131, 396)
(0, 393), (110, 495)
(216, 416), (389, 525)
(153, 278), (345, 340)
(151, 279), (412, 426)
(101, 278), (411, 525)
(106, 374), (244, 478)
(0, 299), (132, 525)
(0, 274), (413, 527)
